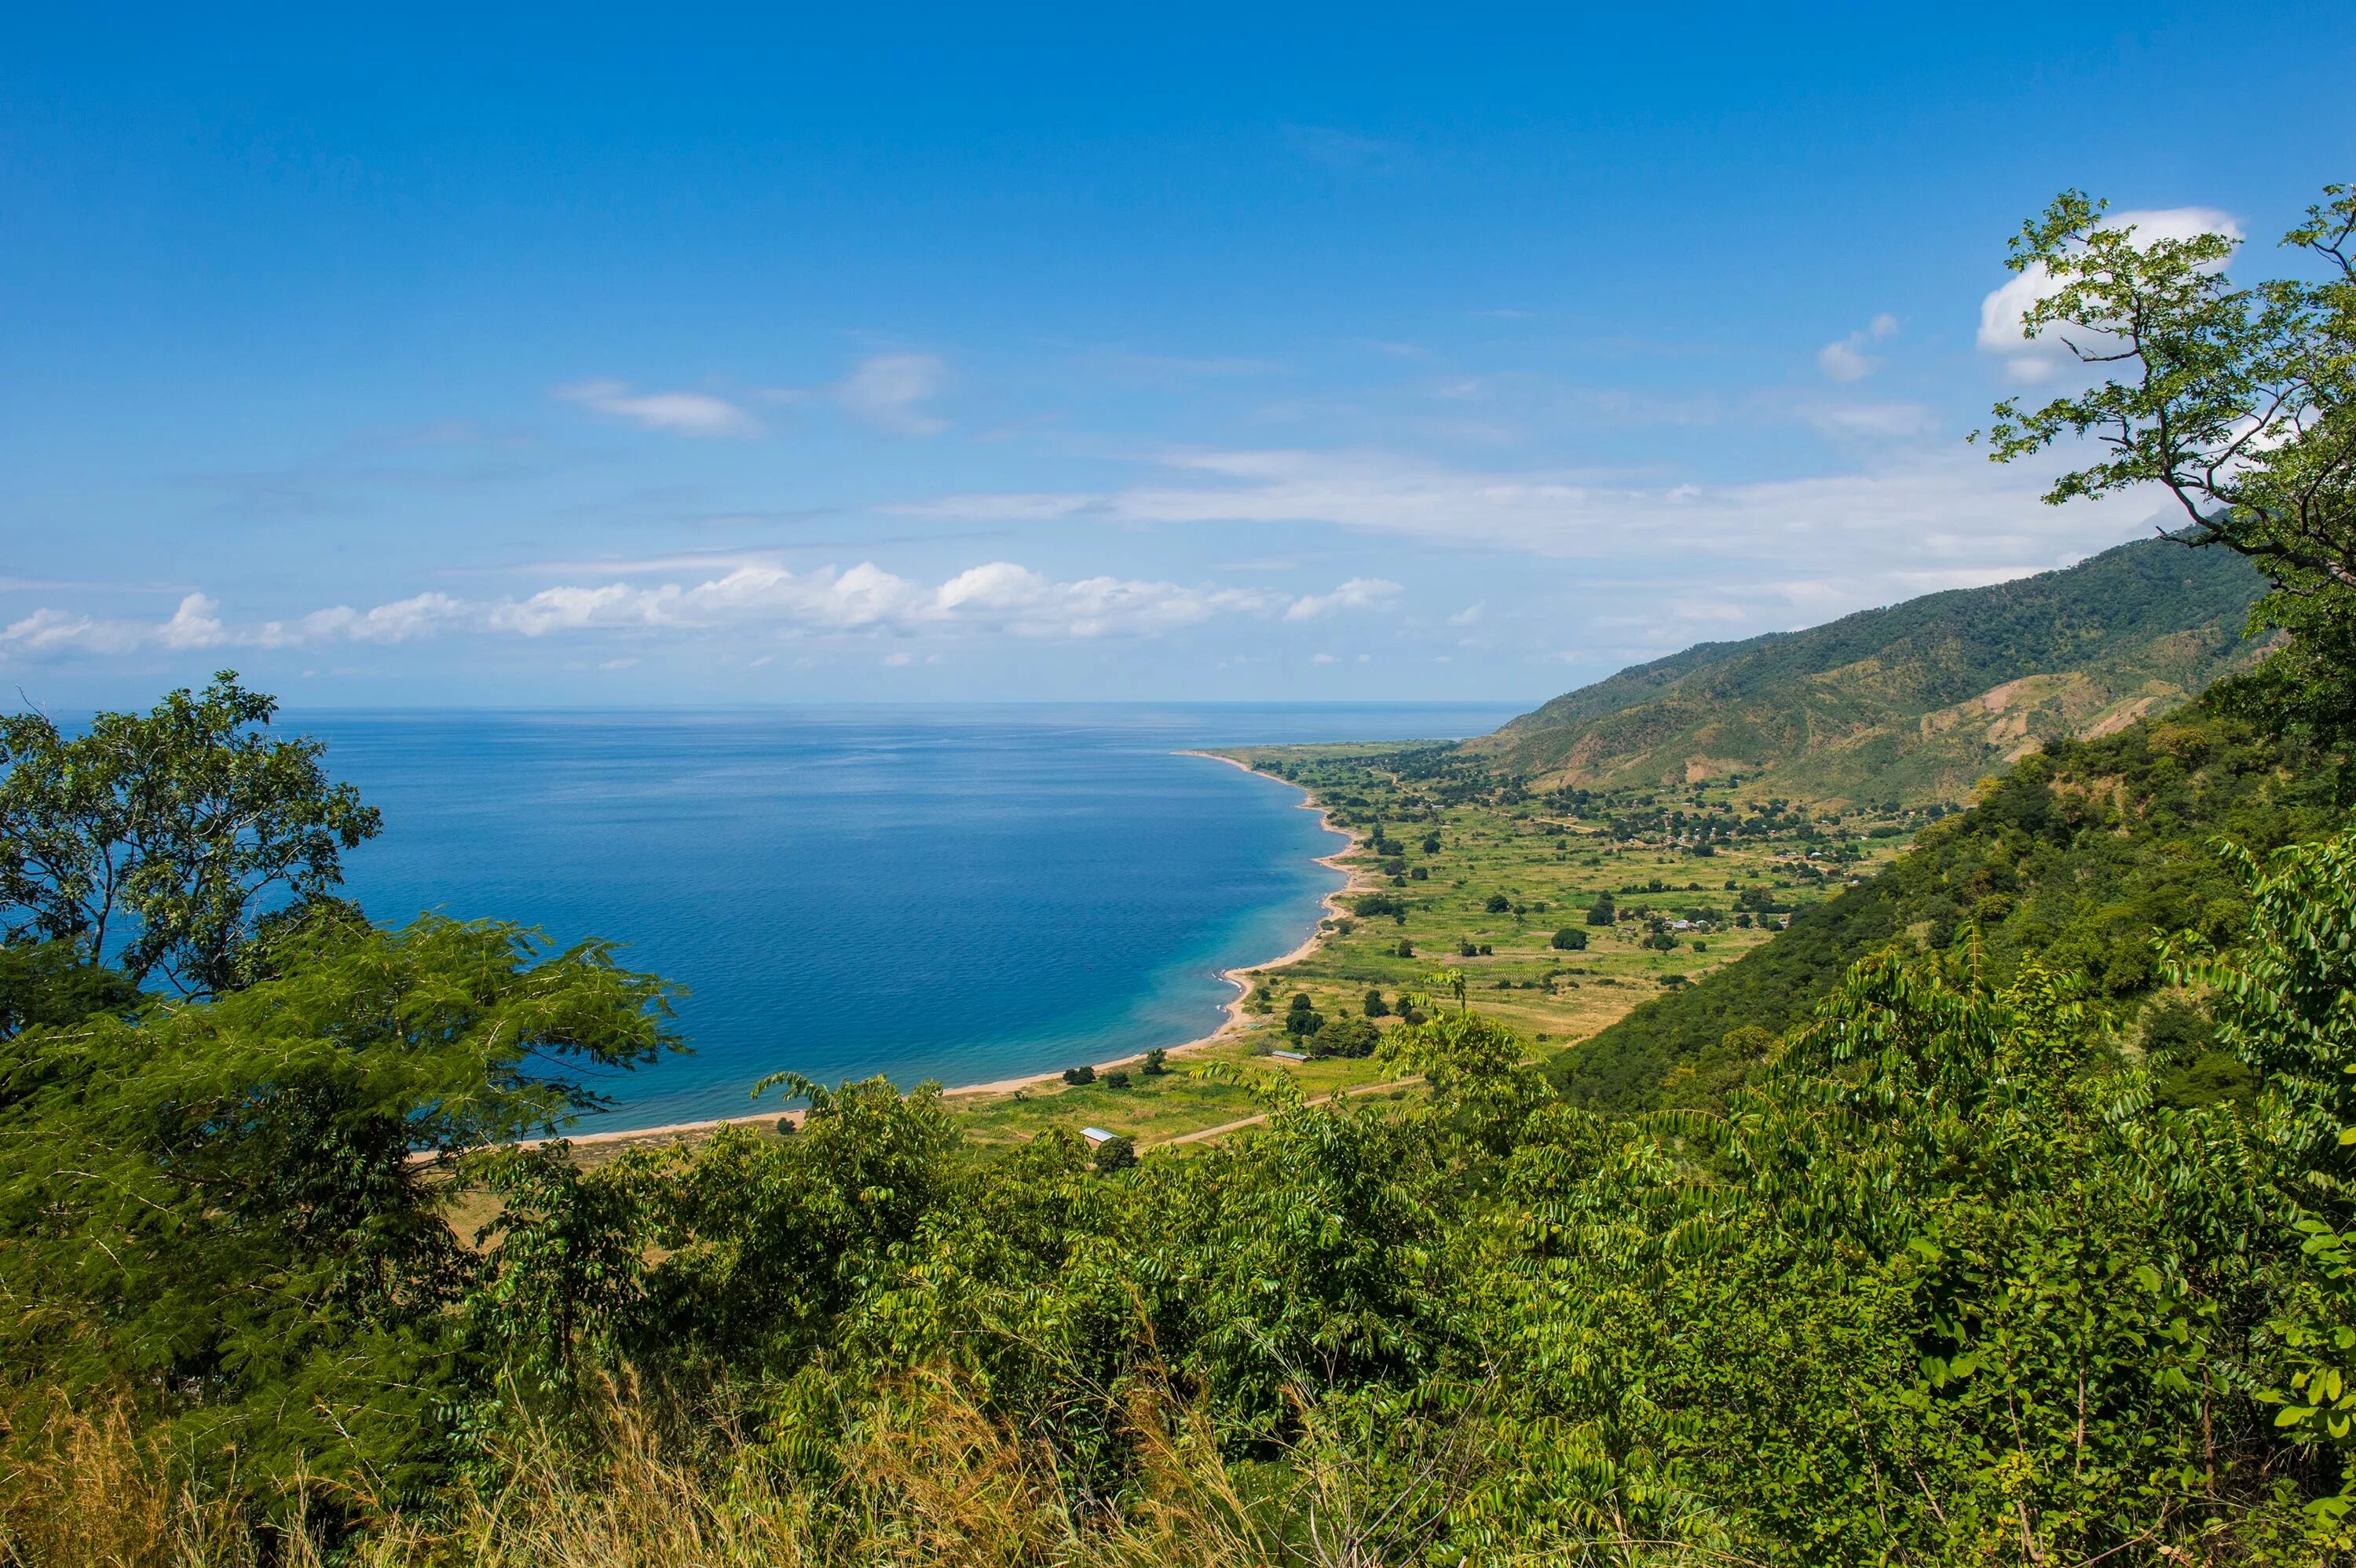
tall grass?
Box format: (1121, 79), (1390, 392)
(1, 1374), (1713, 1566)
(0, 1374), (1286, 1568)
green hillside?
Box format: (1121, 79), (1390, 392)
(1549, 706), (2341, 1113)
(1472, 537), (2266, 803)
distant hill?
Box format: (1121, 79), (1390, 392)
(1469, 538), (2267, 805)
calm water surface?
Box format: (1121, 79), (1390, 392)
(295, 704), (1522, 1130)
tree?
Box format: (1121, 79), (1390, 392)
(1104, 1069), (1132, 1089)
(1980, 185), (2356, 744)
(1551, 927), (1589, 951)
(0, 911), (679, 1495)
(0, 672), (382, 995)
(1586, 894), (1615, 926)
(1308, 1015), (1380, 1059)
(0, 939), (138, 1039)
(1143, 1047), (1169, 1075)
(1285, 1003), (1325, 1039)
(1363, 989), (1390, 1018)
(1092, 1133), (1137, 1174)
(1062, 1064), (1096, 1086)
(1484, 894), (1511, 913)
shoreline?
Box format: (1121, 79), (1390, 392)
(548, 751), (1362, 1150)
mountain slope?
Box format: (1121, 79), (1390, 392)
(1546, 708), (2340, 1114)
(1472, 538), (2266, 804)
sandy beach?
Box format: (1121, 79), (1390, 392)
(547, 751), (1364, 1150)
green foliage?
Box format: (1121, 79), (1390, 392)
(1142, 1046), (1169, 1074)
(1549, 926), (1588, 951)
(0, 912), (679, 1500)
(1306, 1015), (1379, 1059)
(0, 940), (137, 1040)
(1092, 1133), (1137, 1174)
(1061, 1063), (1096, 1085)
(0, 672), (382, 996)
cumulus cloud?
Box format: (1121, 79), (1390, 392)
(1977, 207), (2241, 384)
(554, 379), (760, 437)
(0, 561), (1409, 662)
(836, 353), (949, 435)
(1817, 313), (1899, 383)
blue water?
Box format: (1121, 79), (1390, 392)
(294, 704), (1522, 1131)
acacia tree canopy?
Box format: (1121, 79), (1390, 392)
(0, 671), (382, 995)
(1980, 184), (2356, 743)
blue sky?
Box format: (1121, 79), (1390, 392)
(5, 3), (2352, 707)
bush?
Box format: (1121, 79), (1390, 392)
(1363, 990), (1390, 1018)
(1395, 940), (1415, 959)
(1551, 927), (1589, 951)
(1485, 894), (1511, 913)
(1061, 1065), (1096, 1086)
(1458, 940), (1478, 957)
(1586, 897), (1615, 926)
(1143, 1047), (1169, 1075)
(1103, 1070), (1132, 1090)
(1092, 1134), (1136, 1174)
(1307, 1016), (1381, 1059)
(1284, 1007), (1325, 1039)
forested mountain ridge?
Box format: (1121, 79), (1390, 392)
(1471, 536), (2266, 804)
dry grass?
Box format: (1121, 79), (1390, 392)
(0, 1374), (1718, 1567)
(0, 1376), (1289, 1568)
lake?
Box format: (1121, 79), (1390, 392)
(299, 704), (1523, 1130)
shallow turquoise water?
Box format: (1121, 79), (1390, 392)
(296, 704), (1520, 1131)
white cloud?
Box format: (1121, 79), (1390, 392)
(1284, 576), (1402, 621)
(2, 561), (1413, 661)
(1803, 402), (1939, 439)
(836, 353), (949, 435)
(883, 441), (2172, 613)
(1976, 207), (2241, 384)
(1817, 313), (1898, 383)
(554, 379), (760, 437)
(1447, 601), (1485, 627)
